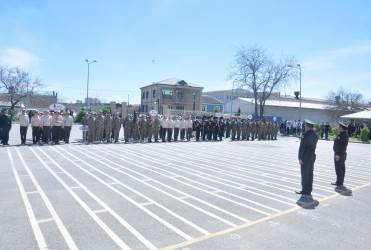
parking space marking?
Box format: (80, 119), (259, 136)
(160, 182), (371, 250)
(7, 148), (48, 250)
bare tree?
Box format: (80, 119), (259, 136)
(228, 45), (295, 118)
(325, 88), (367, 120)
(0, 66), (44, 110)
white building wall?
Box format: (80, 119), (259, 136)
(224, 99), (336, 124)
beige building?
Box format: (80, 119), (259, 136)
(140, 78), (203, 115)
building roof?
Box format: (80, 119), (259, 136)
(236, 98), (327, 110)
(141, 78), (203, 89)
(340, 109), (371, 120)
(201, 95), (223, 104)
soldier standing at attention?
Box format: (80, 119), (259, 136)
(160, 115), (167, 142)
(258, 119), (263, 141)
(81, 113), (88, 142)
(0, 108), (12, 145)
(167, 116), (174, 142)
(246, 118), (252, 141)
(201, 116), (207, 141)
(138, 115), (146, 143)
(31, 110), (41, 144)
(251, 119), (256, 141)
(95, 111), (104, 142)
(296, 119), (319, 196)
(186, 116), (193, 141)
(19, 109), (29, 145)
(236, 118), (241, 140)
(87, 112), (95, 143)
(104, 113), (113, 143)
(241, 118), (247, 140)
(180, 116), (186, 141)
(123, 115), (131, 143)
(153, 115), (160, 142)
(193, 116), (201, 141)
(230, 117), (237, 141)
(112, 113), (121, 143)
(332, 122), (349, 186)
(225, 118), (231, 138)
(62, 111), (73, 144)
(173, 116), (181, 142)
(212, 117), (219, 141)
(218, 117), (225, 141)
(146, 115), (153, 143)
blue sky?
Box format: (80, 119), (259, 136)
(1, 0), (371, 105)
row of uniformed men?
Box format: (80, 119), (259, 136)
(81, 112), (280, 143)
(27, 110), (73, 144)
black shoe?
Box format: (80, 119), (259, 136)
(331, 181), (342, 186)
(295, 190), (311, 195)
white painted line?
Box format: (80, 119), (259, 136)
(69, 186), (81, 189)
(37, 218), (54, 224)
(26, 191), (39, 194)
(93, 209), (108, 214)
(140, 201), (154, 206)
(32, 148), (131, 250)
(16, 148), (78, 250)
(7, 148), (48, 250)
(61, 146), (209, 237)
(92, 145), (249, 224)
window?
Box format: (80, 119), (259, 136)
(145, 105), (148, 112)
(201, 105), (206, 112)
(193, 91), (196, 111)
(175, 106), (184, 110)
(162, 90), (173, 99)
(153, 90), (156, 98)
(141, 105), (144, 112)
(146, 91), (149, 99)
(220, 96), (224, 100)
(176, 90), (185, 99)
(142, 92), (145, 99)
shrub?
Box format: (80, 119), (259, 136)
(360, 127), (369, 141)
(314, 122), (322, 135)
(331, 126), (339, 136)
(74, 110), (86, 123)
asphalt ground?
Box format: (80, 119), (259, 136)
(0, 124), (370, 249)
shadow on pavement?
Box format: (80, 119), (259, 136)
(296, 195), (319, 209)
(334, 186), (353, 196)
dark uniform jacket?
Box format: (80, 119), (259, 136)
(0, 114), (12, 129)
(333, 131), (349, 157)
(298, 130), (319, 162)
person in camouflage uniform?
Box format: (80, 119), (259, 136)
(274, 121), (279, 140)
(153, 115), (160, 142)
(94, 111), (104, 142)
(258, 119), (264, 140)
(266, 120), (272, 140)
(122, 115), (131, 143)
(138, 115), (146, 142)
(112, 113), (121, 143)
(87, 113), (95, 143)
(236, 118), (241, 140)
(241, 118), (247, 140)
(132, 114), (139, 142)
(246, 118), (252, 141)
(81, 113), (89, 142)
(104, 113), (113, 143)
(230, 117), (237, 141)
(225, 118), (231, 138)
(146, 115), (153, 142)
(262, 119), (268, 140)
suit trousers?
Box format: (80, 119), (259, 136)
(334, 153), (346, 185)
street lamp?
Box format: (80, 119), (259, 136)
(289, 63), (302, 129)
(85, 59), (97, 106)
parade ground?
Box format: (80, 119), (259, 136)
(1, 124), (371, 249)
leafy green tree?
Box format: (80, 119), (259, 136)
(74, 110), (86, 123)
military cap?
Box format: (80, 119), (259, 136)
(339, 121), (348, 130)
(304, 119), (315, 127)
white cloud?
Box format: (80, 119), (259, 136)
(328, 44), (371, 56)
(1, 48), (40, 67)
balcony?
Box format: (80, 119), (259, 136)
(173, 97), (190, 103)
